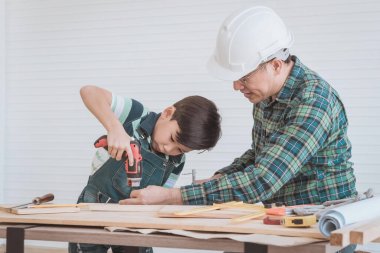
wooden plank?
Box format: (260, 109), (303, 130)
(330, 217), (380, 247)
(11, 207), (80, 215)
(157, 205), (263, 219)
(29, 203), (87, 209)
(1, 203), (161, 215)
(349, 217), (380, 245)
(0, 207), (324, 239)
(0, 204), (80, 215)
(330, 230), (348, 247)
(173, 201), (245, 215)
(330, 222), (363, 247)
(87, 203), (163, 212)
(230, 212), (266, 223)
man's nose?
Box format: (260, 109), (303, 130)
(233, 81), (243, 91)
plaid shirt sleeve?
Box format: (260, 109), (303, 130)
(180, 94), (333, 205)
(215, 148), (256, 175)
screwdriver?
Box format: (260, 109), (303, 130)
(10, 193), (55, 209)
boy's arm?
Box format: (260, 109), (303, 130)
(80, 85), (134, 164)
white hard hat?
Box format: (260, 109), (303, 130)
(207, 6), (294, 81)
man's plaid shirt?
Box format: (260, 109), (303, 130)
(180, 56), (357, 205)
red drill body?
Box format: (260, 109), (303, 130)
(94, 135), (143, 187)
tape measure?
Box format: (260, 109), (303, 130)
(263, 216), (282, 225)
(281, 215), (317, 227)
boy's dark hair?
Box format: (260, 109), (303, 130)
(171, 96), (221, 151)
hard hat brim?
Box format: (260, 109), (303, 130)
(206, 56), (246, 82)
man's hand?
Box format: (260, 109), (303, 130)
(119, 186), (183, 205)
(194, 173), (222, 184)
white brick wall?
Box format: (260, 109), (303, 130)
(0, 0), (5, 203)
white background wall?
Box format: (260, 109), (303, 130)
(1, 0), (380, 252)
(0, 0), (5, 203)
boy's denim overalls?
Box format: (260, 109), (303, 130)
(69, 112), (184, 253)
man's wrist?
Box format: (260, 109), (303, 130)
(170, 188), (183, 205)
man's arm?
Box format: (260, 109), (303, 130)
(120, 96), (333, 206)
(80, 85), (134, 163)
(180, 95), (333, 205)
(194, 148), (256, 184)
(120, 92), (338, 206)
(215, 148), (256, 175)
(119, 186), (183, 205)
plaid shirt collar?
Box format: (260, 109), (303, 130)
(262, 56), (305, 107)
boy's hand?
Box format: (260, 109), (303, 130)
(107, 123), (134, 165)
(194, 173), (222, 184)
(119, 186), (183, 205)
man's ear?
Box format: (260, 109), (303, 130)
(269, 59), (283, 75)
(161, 106), (176, 119)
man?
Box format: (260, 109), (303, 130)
(120, 6), (357, 207)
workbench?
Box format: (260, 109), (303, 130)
(0, 204), (379, 253)
(0, 224), (331, 253)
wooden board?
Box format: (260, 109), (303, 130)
(328, 216), (380, 247)
(87, 203), (163, 212)
(157, 205), (264, 219)
(350, 217), (380, 245)
(0, 204), (80, 215)
(0, 205), (324, 239)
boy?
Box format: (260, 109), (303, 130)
(69, 85), (221, 253)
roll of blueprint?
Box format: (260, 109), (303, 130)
(318, 196), (380, 237)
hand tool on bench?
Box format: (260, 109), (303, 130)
(262, 188), (374, 228)
(94, 135), (143, 187)
(263, 204), (317, 227)
(10, 193), (55, 209)
(293, 188), (374, 218)
(263, 216), (282, 225)
(281, 215), (317, 227)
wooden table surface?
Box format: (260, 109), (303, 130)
(0, 204), (324, 239)
(1, 204), (379, 253)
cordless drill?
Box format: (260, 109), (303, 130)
(94, 135), (143, 187)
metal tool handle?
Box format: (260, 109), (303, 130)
(32, 193), (54, 205)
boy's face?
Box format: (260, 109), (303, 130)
(152, 106), (192, 156)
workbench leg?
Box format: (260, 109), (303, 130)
(6, 227), (25, 253)
(119, 246), (140, 253)
(244, 243), (268, 253)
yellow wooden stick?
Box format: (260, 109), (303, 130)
(228, 203), (265, 211)
(29, 203), (88, 209)
(174, 201), (242, 216)
(230, 211), (265, 223)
